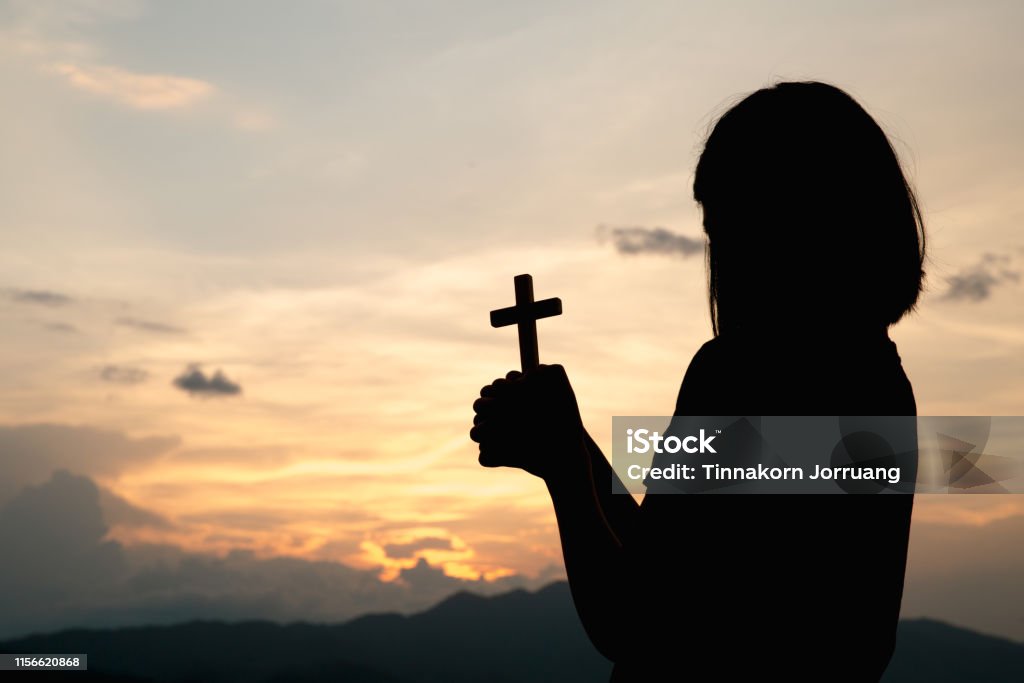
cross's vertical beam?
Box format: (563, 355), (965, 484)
(514, 274), (539, 371)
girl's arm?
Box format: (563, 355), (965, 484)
(471, 365), (641, 661)
(583, 430), (641, 546)
(542, 439), (638, 661)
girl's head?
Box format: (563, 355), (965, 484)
(693, 81), (925, 337)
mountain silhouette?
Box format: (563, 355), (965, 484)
(2, 582), (1022, 682)
(881, 619), (1024, 683)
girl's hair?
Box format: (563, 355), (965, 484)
(693, 81), (926, 336)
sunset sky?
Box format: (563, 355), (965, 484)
(1, 0), (1022, 641)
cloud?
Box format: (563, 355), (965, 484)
(0, 472), (546, 640)
(115, 317), (186, 334)
(167, 445), (294, 468)
(172, 364), (242, 397)
(49, 62), (214, 110)
(598, 225), (704, 257)
(942, 253), (1020, 302)
(5, 466), (1020, 644)
(5, 288), (73, 306)
(98, 486), (172, 531)
(177, 509), (302, 532)
(40, 321), (79, 333)
(397, 557), (471, 594)
(99, 364), (149, 384)
(383, 537), (454, 559)
(394, 557), (539, 598)
(0, 471), (128, 636)
(4, 3), (266, 129)
(0, 424), (180, 505)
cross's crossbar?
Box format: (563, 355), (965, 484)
(489, 298), (562, 328)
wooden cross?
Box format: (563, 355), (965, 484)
(489, 274), (562, 371)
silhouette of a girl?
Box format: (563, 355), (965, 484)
(471, 81), (925, 682)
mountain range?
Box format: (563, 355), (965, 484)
(2, 582), (1022, 682)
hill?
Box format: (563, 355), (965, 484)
(2, 582), (1022, 682)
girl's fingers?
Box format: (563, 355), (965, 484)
(480, 379), (505, 397)
(481, 371), (522, 397)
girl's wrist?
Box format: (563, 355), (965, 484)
(542, 433), (590, 489)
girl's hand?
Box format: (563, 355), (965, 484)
(470, 364), (586, 480)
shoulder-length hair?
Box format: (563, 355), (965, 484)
(693, 81), (926, 336)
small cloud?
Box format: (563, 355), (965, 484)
(115, 317), (186, 335)
(383, 537), (454, 560)
(99, 365), (149, 385)
(173, 364), (242, 397)
(6, 288), (73, 306)
(40, 321), (79, 334)
(598, 225), (704, 257)
(49, 62), (214, 110)
(942, 253), (1020, 302)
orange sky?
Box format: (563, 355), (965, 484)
(1, 0), (1022, 641)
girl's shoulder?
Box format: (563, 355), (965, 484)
(675, 332), (915, 416)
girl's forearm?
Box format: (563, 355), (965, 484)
(582, 430), (641, 546)
(544, 438), (634, 662)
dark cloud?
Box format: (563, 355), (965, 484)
(598, 225), (704, 257)
(0, 424), (180, 505)
(0, 433), (1021, 645)
(0, 471), (129, 637)
(398, 557), (469, 595)
(383, 537), (454, 559)
(0, 424), (560, 640)
(99, 365), (150, 384)
(172, 364), (242, 397)
(396, 557), (541, 599)
(115, 317), (186, 334)
(0, 471), (543, 640)
(5, 288), (73, 306)
(98, 486), (173, 531)
(942, 253), (1020, 302)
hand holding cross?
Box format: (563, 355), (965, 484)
(476, 274), (580, 477)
